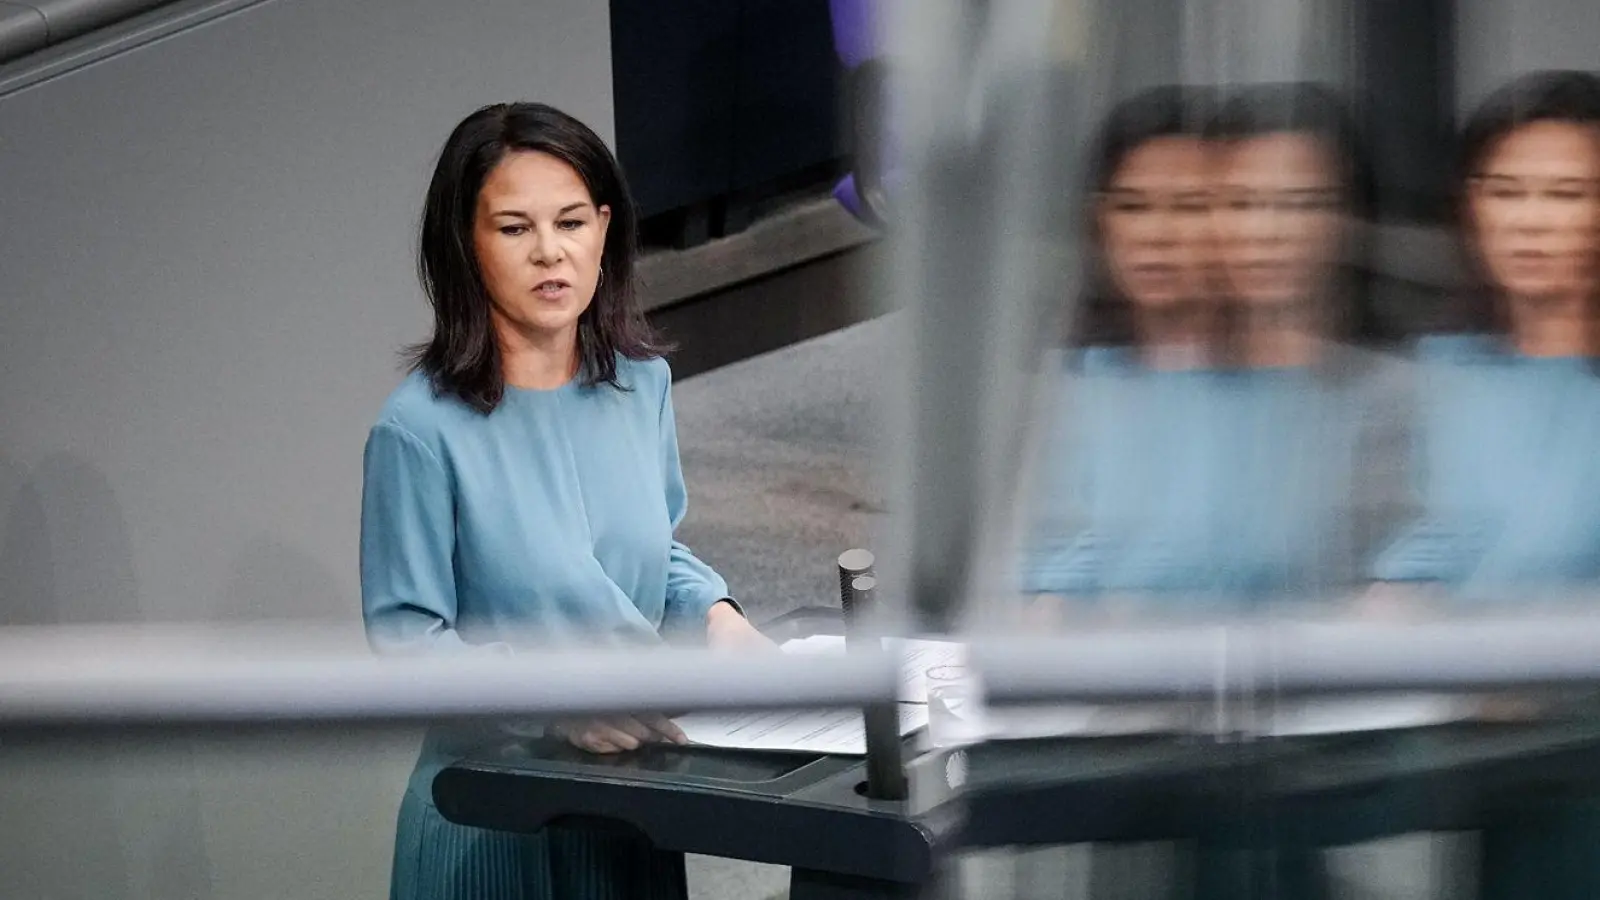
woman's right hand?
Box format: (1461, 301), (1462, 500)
(553, 714), (688, 754)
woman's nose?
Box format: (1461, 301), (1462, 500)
(529, 226), (563, 264)
(1506, 196), (1556, 233)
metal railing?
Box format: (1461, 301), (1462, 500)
(0, 628), (901, 731)
(5, 614), (1600, 732)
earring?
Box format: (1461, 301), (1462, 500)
(597, 266), (605, 287)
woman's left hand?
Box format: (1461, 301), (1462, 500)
(706, 600), (777, 651)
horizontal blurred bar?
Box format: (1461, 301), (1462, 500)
(974, 615), (1600, 703)
(9, 615), (1600, 730)
(0, 627), (900, 730)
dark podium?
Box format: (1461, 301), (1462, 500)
(430, 606), (953, 900)
(955, 699), (1600, 843)
(953, 699), (1600, 900)
(431, 592), (1600, 898)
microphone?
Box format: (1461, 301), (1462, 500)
(837, 548), (876, 634)
(837, 549), (906, 801)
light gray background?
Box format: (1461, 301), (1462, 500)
(1456, 0), (1600, 113)
(0, 0), (616, 635)
(0, 1), (621, 897)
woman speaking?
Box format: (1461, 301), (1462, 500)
(361, 102), (770, 900)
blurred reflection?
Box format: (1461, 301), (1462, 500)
(1081, 85), (1220, 361)
(1359, 69), (1600, 900)
(1011, 77), (1389, 900)
(1209, 83), (1367, 366)
(1023, 82), (1385, 627)
(1371, 70), (1600, 607)
(1021, 84), (1219, 624)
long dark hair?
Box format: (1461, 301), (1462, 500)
(408, 102), (668, 413)
(1451, 70), (1600, 334)
(1204, 81), (1378, 345)
(1072, 84), (1215, 347)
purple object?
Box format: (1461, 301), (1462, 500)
(830, 0), (890, 227)
(833, 172), (890, 229)
(829, 0), (880, 70)
(832, 174), (869, 222)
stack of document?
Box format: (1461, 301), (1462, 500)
(673, 705), (930, 755)
(673, 634), (962, 755)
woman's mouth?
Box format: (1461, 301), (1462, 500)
(533, 279), (571, 300)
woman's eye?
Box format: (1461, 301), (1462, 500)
(558, 219), (584, 231)
(1289, 196), (1336, 212)
(499, 225), (529, 236)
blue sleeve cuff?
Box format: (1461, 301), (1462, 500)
(1020, 532), (1100, 596)
(1369, 520), (1470, 585)
(663, 585), (734, 638)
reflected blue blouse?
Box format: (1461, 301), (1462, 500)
(1372, 335), (1600, 600)
(1023, 346), (1382, 609)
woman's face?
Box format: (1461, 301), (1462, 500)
(473, 150), (611, 345)
(1466, 120), (1600, 307)
(1097, 136), (1217, 312)
(1210, 131), (1345, 310)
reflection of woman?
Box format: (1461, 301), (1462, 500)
(1022, 84), (1223, 613)
(1023, 81), (1384, 900)
(1203, 82), (1401, 607)
(360, 103), (770, 900)
(1024, 82), (1387, 620)
(1196, 82), (1389, 900)
(1367, 70), (1600, 900)
(1372, 70), (1600, 602)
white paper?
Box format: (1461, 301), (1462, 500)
(982, 703), (1192, 740)
(975, 696), (1477, 741)
(779, 635), (846, 655)
(675, 704), (930, 755)
(1263, 694), (1475, 737)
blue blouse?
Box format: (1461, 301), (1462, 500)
(360, 355), (731, 656)
(1372, 335), (1600, 601)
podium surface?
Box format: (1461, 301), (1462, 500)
(432, 605), (1600, 896)
(431, 608), (946, 898)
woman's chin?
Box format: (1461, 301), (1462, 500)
(506, 309), (584, 339)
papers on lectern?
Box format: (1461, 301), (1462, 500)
(674, 704), (930, 755)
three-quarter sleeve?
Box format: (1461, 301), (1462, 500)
(655, 376), (735, 636)
(1368, 421), (1488, 585)
(1368, 340), (1480, 586)
(360, 422), (511, 656)
(1370, 518), (1480, 584)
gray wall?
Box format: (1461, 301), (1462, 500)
(0, 0), (613, 896)
(1456, 0), (1600, 112)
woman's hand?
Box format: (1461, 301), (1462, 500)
(552, 714), (688, 754)
(706, 600), (777, 651)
